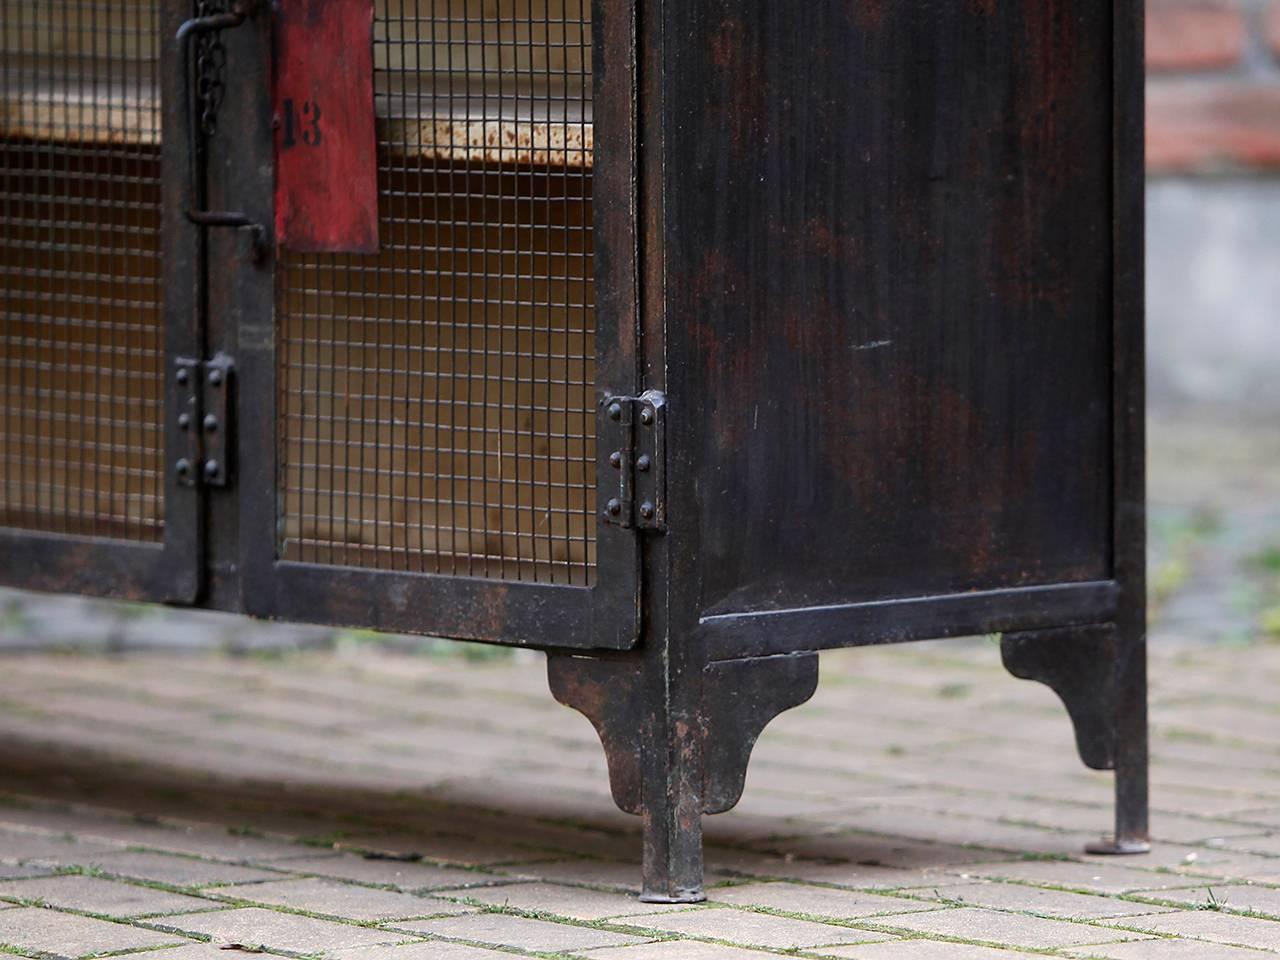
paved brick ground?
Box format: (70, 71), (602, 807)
(2, 636), (1280, 958)
(2, 416), (1280, 958)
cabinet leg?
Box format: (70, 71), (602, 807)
(638, 713), (706, 903)
(547, 649), (820, 900)
(1001, 625), (1149, 854)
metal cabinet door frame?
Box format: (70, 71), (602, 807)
(219, 0), (644, 648)
(0, 0), (202, 604)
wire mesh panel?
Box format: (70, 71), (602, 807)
(0, 0), (165, 541)
(278, 0), (596, 586)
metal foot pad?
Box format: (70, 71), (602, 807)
(1085, 837), (1151, 855)
(640, 890), (706, 904)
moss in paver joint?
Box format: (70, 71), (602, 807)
(143, 891), (436, 930)
(2, 946), (199, 960)
(700, 896), (942, 929)
(414, 899), (886, 955)
(847, 922), (1088, 956)
(0, 889), (228, 924)
(1118, 887), (1280, 921)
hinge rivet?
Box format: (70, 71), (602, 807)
(639, 406), (654, 426)
(609, 451), (623, 469)
(176, 458), (192, 478)
(606, 498), (623, 517)
(204, 460), (221, 480)
(636, 454), (651, 472)
(203, 414), (219, 433)
(639, 502), (655, 520)
(607, 401), (622, 421)
(208, 368), (224, 387)
(177, 413), (191, 431)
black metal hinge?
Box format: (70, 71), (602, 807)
(602, 391), (666, 532)
(175, 354), (234, 488)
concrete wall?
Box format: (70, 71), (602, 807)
(1148, 180), (1280, 415)
(1146, 0), (1280, 419)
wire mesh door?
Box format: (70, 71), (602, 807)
(0, 0), (200, 600)
(238, 0), (640, 647)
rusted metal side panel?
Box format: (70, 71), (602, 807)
(272, 0), (379, 253)
(663, 1), (1118, 628)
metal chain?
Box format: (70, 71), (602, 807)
(195, 0), (229, 136)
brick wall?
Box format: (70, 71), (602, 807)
(1147, 0), (1280, 173)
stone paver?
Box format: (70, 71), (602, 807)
(0, 874), (216, 918)
(821, 943), (1047, 959)
(328, 943), (517, 960)
(130, 946), (277, 960)
(393, 912), (649, 951)
(8, 818), (314, 864)
(956, 859), (1199, 895)
(436, 880), (697, 920)
(582, 942), (799, 959)
(709, 881), (938, 919)
(901, 880), (1178, 919)
(758, 862), (971, 890)
(212, 876), (471, 920)
(0, 829), (115, 866)
(622, 906), (894, 949)
(1102, 909), (1280, 950)
(152, 906), (407, 951)
(82, 849), (284, 886)
(503, 858), (648, 890)
(1064, 937), (1274, 958)
(0, 906), (188, 957)
(866, 906), (1152, 949)
(1133, 881), (1280, 917)
(0, 864), (52, 881)
(273, 854), (494, 891)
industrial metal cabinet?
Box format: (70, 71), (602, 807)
(0, 0), (1146, 900)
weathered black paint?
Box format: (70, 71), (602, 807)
(228, 0), (643, 649)
(0, 0), (203, 604)
(0, 0), (1146, 903)
(668, 1), (1116, 619)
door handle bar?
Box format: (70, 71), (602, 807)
(177, 6), (267, 261)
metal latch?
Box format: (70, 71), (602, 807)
(602, 390), (666, 532)
(175, 355), (234, 488)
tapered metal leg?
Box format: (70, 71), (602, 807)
(639, 720), (706, 903)
(547, 649), (707, 902)
(1002, 625), (1149, 856)
(1087, 632), (1149, 854)
(548, 649), (819, 901)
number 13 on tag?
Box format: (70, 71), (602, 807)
(280, 99), (322, 148)
(273, 0), (379, 253)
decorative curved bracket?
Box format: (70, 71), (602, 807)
(1001, 626), (1117, 771)
(547, 653), (644, 815)
(702, 653), (819, 814)
(548, 650), (820, 818)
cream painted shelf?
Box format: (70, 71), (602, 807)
(1, 67), (593, 168)
(0, 63), (160, 146)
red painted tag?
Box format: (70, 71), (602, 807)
(273, 0), (379, 253)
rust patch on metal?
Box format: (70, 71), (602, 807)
(850, 0), (886, 31)
(547, 654), (644, 815)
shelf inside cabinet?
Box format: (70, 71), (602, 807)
(378, 76), (593, 169)
(0, 61), (160, 146)
(1, 66), (593, 169)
